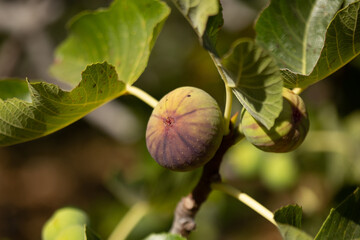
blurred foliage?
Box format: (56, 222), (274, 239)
(0, 0), (360, 240)
(222, 141), (298, 191)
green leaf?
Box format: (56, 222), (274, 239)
(281, 2), (360, 89)
(221, 39), (283, 129)
(0, 62), (126, 146)
(256, 0), (360, 89)
(173, 2), (282, 128)
(172, 0), (219, 37)
(256, 0), (343, 74)
(171, 0), (221, 52)
(274, 205), (313, 240)
(51, 0), (170, 87)
(314, 187), (360, 240)
(276, 224), (313, 240)
(202, 9), (224, 54)
(143, 233), (186, 240)
(344, 0), (359, 7)
(274, 205), (303, 228)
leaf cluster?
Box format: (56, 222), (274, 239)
(1, 0), (359, 144)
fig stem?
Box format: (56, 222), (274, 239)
(126, 85), (159, 108)
(209, 53), (233, 135)
(211, 182), (277, 226)
(108, 201), (150, 240)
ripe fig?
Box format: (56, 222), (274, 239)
(146, 86), (224, 171)
(240, 88), (309, 153)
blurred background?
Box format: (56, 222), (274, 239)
(0, 0), (360, 239)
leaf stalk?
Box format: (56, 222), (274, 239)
(126, 85), (159, 108)
(211, 182), (277, 226)
(209, 53), (233, 135)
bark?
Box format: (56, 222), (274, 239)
(170, 127), (239, 237)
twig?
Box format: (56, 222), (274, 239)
(211, 182), (277, 226)
(169, 125), (238, 237)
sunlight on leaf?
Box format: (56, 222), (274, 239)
(344, 0), (359, 7)
(173, 1), (281, 129)
(256, 0), (360, 89)
(51, 0), (170, 87)
(256, 0), (343, 74)
(0, 62), (126, 146)
(172, 0), (219, 38)
(171, 0), (222, 54)
(282, 2), (360, 89)
(221, 39), (283, 129)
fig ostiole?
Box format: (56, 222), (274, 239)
(146, 86), (224, 171)
(240, 88), (309, 153)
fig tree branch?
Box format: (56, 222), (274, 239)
(169, 125), (238, 237)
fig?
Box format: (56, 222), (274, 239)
(146, 86), (224, 171)
(240, 88), (309, 153)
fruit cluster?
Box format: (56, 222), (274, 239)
(146, 87), (309, 171)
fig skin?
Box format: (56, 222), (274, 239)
(240, 88), (309, 153)
(146, 86), (224, 171)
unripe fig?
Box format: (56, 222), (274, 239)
(146, 86), (224, 171)
(240, 88), (309, 153)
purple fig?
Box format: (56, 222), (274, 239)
(240, 88), (309, 153)
(146, 87), (224, 171)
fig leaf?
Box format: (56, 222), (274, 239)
(256, 0), (360, 89)
(222, 39), (283, 129)
(51, 0), (170, 87)
(0, 62), (126, 146)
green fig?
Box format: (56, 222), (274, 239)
(240, 88), (309, 153)
(146, 86), (224, 171)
